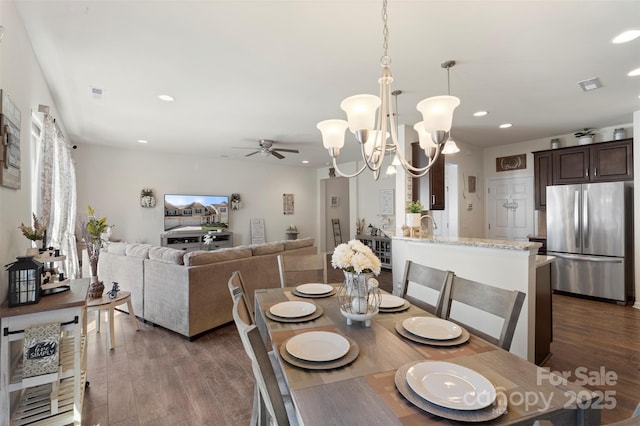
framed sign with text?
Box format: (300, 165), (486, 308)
(496, 154), (526, 172)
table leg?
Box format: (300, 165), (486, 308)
(95, 310), (101, 332)
(108, 306), (115, 350)
(126, 298), (139, 331)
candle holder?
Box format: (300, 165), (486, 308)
(337, 271), (381, 327)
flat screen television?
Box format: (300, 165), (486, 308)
(164, 194), (229, 232)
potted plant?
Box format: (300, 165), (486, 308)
(18, 213), (47, 256)
(81, 205), (109, 298)
(574, 128), (596, 145)
(406, 200), (423, 228)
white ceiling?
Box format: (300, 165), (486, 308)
(14, 0), (640, 168)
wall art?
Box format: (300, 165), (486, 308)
(283, 193), (294, 215)
(0, 90), (21, 189)
(496, 154), (526, 172)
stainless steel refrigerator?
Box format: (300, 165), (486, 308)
(546, 181), (633, 303)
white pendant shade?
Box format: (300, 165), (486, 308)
(442, 139), (460, 154)
(317, 119), (349, 149)
(340, 94), (381, 133)
(385, 165), (397, 175)
(413, 121), (437, 150)
(416, 95), (460, 133)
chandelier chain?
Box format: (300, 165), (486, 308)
(380, 0), (390, 67)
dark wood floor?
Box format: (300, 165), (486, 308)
(82, 287), (639, 425)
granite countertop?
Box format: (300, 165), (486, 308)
(393, 235), (542, 251)
(536, 255), (556, 267)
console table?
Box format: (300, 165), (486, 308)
(357, 234), (392, 269)
(160, 230), (233, 252)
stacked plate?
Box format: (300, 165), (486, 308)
(293, 283), (335, 298)
(395, 316), (470, 346)
(280, 330), (359, 370)
(266, 301), (323, 323)
(378, 294), (410, 313)
(395, 361), (507, 422)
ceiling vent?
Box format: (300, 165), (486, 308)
(577, 77), (601, 92)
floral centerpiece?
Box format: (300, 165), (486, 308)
(19, 213), (47, 255)
(81, 205), (109, 298)
(332, 240), (382, 324)
(331, 239), (381, 276)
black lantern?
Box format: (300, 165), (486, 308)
(7, 256), (44, 307)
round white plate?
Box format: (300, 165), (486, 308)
(295, 283), (334, 295)
(285, 331), (350, 362)
(402, 317), (462, 340)
(380, 294), (406, 309)
(406, 361), (496, 410)
(269, 301), (317, 318)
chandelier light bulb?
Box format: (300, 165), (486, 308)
(416, 95), (461, 133)
(340, 94), (381, 133)
(317, 119), (349, 149)
(413, 121), (437, 151)
(363, 130), (389, 156)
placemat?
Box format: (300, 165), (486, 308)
(265, 305), (324, 323)
(279, 334), (359, 370)
(395, 320), (470, 347)
(394, 362), (508, 422)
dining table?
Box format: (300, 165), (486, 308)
(254, 284), (602, 425)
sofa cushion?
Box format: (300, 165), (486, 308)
(149, 246), (186, 265)
(126, 243), (152, 259)
(106, 242), (127, 255)
(184, 247), (252, 266)
(251, 241), (284, 256)
(284, 237), (314, 250)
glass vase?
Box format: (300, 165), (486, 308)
(337, 271), (381, 327)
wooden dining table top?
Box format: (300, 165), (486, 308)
(254, 286), (601, 426)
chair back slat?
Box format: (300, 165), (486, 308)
(445, 275), (526, 351)
(228, 271), (255, 325)
(399, 260), (453, 317)
(277, 253), (327, 287)
(232, 292), (290, 425)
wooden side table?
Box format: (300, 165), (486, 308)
(86, 291), (139, 350)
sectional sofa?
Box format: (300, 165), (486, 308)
(96, 237), (316, 338)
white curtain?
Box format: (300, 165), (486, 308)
(37, 114), (80, 279)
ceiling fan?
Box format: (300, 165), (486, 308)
(235, 139), (300, 159)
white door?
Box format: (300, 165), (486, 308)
(487, 176), (534, 240)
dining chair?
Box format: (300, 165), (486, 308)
(277, 253), (327, 288)
(228, 270), (255, 324)
(443, 275), (526, 351)
(231, 290), (298, 426)
(606, 401), (640, 425)
(398, 260), (453, 317)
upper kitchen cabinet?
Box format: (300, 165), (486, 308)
(411, 142), (445, 210)
(534, 138), (633, 209)
(552, 139), (633, 184)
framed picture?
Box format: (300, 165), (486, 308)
(330, 196), (339, 208)
(468, 176), (476, 193)
(496, 154), (526, 172)
(0, 90), (21, 189)
(283, 193), (294, 215)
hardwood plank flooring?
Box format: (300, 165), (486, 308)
(82, 284), (638, 425)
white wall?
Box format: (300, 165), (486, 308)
(0, 1), (68, 303)
(73, 144), (318, 247)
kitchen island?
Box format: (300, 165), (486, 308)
(392, 236), (544, 362)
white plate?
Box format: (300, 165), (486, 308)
(406, 361), (496, 410)
(380, 294), (406, 309)
(285, 331), (350, 362)
(295, 283), (334, 295)
(402, 317), (462, 340)
(269, 301), (317, 318)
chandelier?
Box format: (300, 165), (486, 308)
(316, 0), (460, 180)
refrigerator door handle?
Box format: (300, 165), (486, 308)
(574, 189), (580, 248)
(550, 252), (623, 263)
(583, 188), (589, 248)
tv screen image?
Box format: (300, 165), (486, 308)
(164, 194), (229, 232)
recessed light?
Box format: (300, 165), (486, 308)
(499, 123), (512, 129)
(612, 30), (640, 44)
(473, 111), (488, 117)
(137, 139), (148, 144)
(627, 67), (640, 77)
(157, 94), (175, 102)
(302, 160), (309, 164)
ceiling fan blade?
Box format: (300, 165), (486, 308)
(245, 151), (260, 157)
(273, 148), (299, 153)
(271, 151), (285, 159)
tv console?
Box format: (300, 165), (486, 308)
(160, 230), (233, 252)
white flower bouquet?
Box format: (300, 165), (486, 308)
(331, 239), (381, 275)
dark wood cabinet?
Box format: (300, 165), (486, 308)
(533, 152), (552, 209)
(534, 139), (633, 209)
(411, 142), (445, 210)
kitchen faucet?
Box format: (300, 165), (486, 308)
(420, 215), (438, 232)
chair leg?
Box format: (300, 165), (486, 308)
(250, 384), (260, 426)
